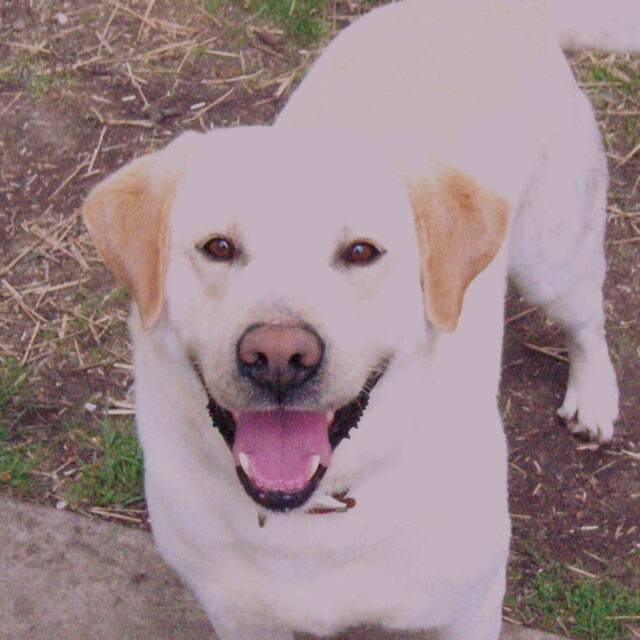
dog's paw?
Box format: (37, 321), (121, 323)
(557, 361), (619, 443)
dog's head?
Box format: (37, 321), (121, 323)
(82, 127), (508, 512)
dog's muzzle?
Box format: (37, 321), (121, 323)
(190, 357), (388, 512)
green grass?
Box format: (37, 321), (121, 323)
(248, 0), (327, 45)
(202, 0), (389, 46)
(66, 419), (144, 508)
(612, 330), (634, 366)
(508, 548), (640, 639)
(0, 358), (41, 494)
(203, 0), (223, 13)
(0, 425), (40, 493)
(24, 70), (53, 99)
(590, 65), (638, 97)
(0, 357), (29, 415)
(0, 357), (143, 507)
(0, 56), (55, 99)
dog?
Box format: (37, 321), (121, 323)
(81, 1), (639, 638)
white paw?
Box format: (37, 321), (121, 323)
(557, 357), (619, 443)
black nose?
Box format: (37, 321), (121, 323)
(236, 323), (324, 402)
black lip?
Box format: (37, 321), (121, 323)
(206, 394), (236, 448)
(328, 366), (386, 449)
(236, 463), (327, 512)
(194, 360), (389, 511)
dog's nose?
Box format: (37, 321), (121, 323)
(237, 323), (324, 401)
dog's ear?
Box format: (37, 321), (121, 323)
(406, 170), (509, 332)
(82, 132), (199, 330)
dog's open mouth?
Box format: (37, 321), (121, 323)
(198, 365), (387, 512)
(233, 410), (331, 511)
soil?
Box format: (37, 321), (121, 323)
(1, 0), (638, 628)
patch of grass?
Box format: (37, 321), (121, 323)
(591, 66), (617, 84)
(66, 419), (144, 508)
(509, 547), (640, 639)
(3, 57), (56, 99)
(0, 426), (40, 493)
(612, 331), (633, 365)
(248, 0), (327, 45)
(24, 70), (53, 99)
(0, 357), (29, 416)
(0, 359), (42, 494)
(193, 44), (208, 60)
(203, 0), (223, 13)
(591, 65), (637, 97)
(0, 54), (31, 86)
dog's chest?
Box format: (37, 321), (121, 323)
(213, 518), (455, 634)
(184, 480), (499, 636)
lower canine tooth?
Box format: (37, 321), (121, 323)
(239, 452), (251, 477)
(307, 454), (321, 480)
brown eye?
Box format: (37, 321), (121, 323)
(342, 241), (383, 266)
(201, 237), (236, 262)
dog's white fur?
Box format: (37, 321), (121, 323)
(82, 1), (639, 639)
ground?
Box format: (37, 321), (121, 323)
(0, 1), (638, 639)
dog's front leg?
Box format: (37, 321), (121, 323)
(434, 564), (505, 640)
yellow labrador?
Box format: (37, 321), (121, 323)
(82, 1), (638, 638)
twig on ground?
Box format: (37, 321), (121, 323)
(90, 507), (143, 525)
(182, 87), (235, 124)
(523, 342), (569, 363)
(2, 279), (48, 323)
(0, 92), (23, 118)
(137, 0), (158, 40)
(67, 358), (117, 374)
(506, 307), (536, 324)
(106, 118), (154, 128)
(21, 320), (41, 365)
(616, 141), (640, 168)
(85, 126), (108, 176)
(49, 162), (87, 201)
(0, 240), (43, 277)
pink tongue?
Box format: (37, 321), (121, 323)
(233, 410), (331, 493)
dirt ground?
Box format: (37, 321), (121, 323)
(1, 0), (639, 636)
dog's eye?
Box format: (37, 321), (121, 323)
(201, 237), (236, 262)
(342, 241), (383, 266)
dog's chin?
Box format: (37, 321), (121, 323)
(204, 367), (387, 512)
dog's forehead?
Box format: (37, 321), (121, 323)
(173, 127), (413, 244)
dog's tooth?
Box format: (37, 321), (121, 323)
(326, 411), (335, 423)
(239, 452), (251, 477)
(307, 454), (321, 480)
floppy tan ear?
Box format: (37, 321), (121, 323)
(406, 170), (509, 332)
(82, 133), (198, 330)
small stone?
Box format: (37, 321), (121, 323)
(56, 500), (67, 510)
(54, 12), (68, 25)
